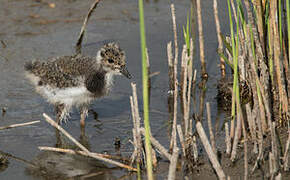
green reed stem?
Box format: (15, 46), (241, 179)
(138, 0), (153, 179)
(227, 0), (236, 121)
(235, 0), (241, 114)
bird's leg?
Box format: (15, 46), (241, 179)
(55, 103), (64, 124)
(80, 106), (88, 128)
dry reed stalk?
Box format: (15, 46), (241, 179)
(230, 105), (242, 161)
(177, 124), (186, 156)
(196, 0), (206, 76)
(43, 113), (89, 153)
(269, 152), (274, 177)
(245, 1), (271, 130)
(213, 0), (225, 77)
(252, 0), (265, 52)
(241, 107), (248, 180)
(75, 0), (101, 54)
(0, 120), (40, 130)
(181, 45), (189, 135)
(169, 3), (179, 152)
(196, 121), (226, 179)
(140, 128), (171, 160)
(283, 127), (290, 171)
(131, 83), (143, 166)
(191, 69), (197, 112)
(185, 39), (194, 137)
(225, 122), (231, 155)
(270, 122), (278, 174)
(146, 48), (151, 101)
(42, 113), (137, 171)
(271, 0), (289, 118)
(167, 42), (174, 92)
(206, 103), (216, 155)
(167, 145), (179, 180)
(192, 135), (198, 162)
(129, 96), (138, 165)
(38, 147), (137, 171)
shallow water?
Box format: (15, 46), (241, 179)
(0, 0), (229, 179)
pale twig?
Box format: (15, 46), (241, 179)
(169, 3), (178, 152)
(225, 122), (231, 155)
(283, 127), (290, 171)
(42, 113), (137, 171)
(196, 121), (226, 180)
(131, 83), (142, 166)
(196, 0), (206, 75)
(0, 120), (40, 130)
(177, 125), (186, 157)
(213, 0), (225, 77)
(206, 103), (216, 155)
(38, 147), (136, 171)
(140, 128), (171, 160)
(167, 145), (179, 180)
(75, 0), (101, 54)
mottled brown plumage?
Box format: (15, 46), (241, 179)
(25, 42), (131, 126)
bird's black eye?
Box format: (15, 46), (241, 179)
(108, 59), (114, 63)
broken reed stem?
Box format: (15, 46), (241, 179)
(213, 0), (225, 77)
(131, 83), (142, 167)
(0, 120), (40, 130)
(230, 103), (242, 161)
(196, 0), (206, 76)
(206, 103), (216, 155)
(271, 0), (289, 117)
(140, 128), (171, 160)
(241, 110), (248, 180)
(177, 124), (186, 157)
(181, 45), (189, 135)
(129, 96), (138, 165)
(75, 0), (101, 54)
(38, 147), (137, 171)
(167, 145), (179, 180)
(146, 48), (151, 101)
(169, 3), (178, 152)
(167, 42), (174, 91)
(192, 135), (198, 162)
(196, 121), (226, 180)
(42, 113), (137, 171)
(283, 127), (290, 171)
(43, 113), (89, 153)
(225, 122), (231, 155)
(40, 146), (130, 162)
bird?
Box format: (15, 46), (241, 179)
(24, 42), (131, 127)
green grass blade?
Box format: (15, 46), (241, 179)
(138, 0), (153, 179)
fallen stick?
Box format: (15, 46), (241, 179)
(140, 128), (171, 160)
(42, 113), (137, 171)
(0, 120), (40, 130)
(38, 146), (132, 166)
(196, 121), (226, 180)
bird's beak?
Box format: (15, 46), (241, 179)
(120, 66), (132, 79)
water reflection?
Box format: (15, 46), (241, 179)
(26, 129), (117, 180)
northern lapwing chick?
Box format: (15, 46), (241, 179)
(25, 42), (131, 127)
